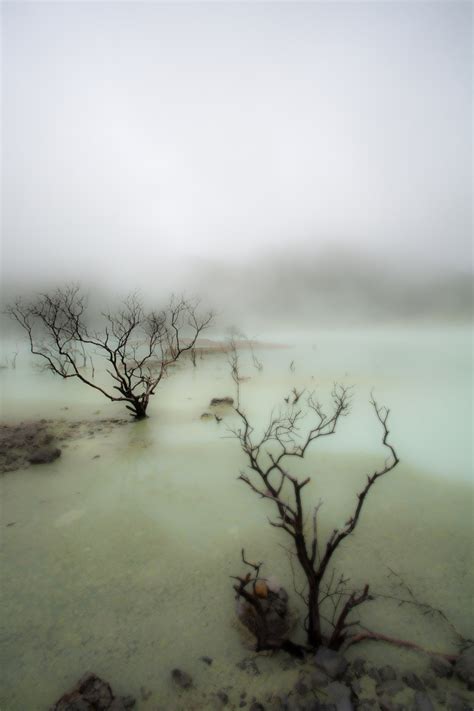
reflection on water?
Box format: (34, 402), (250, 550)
(0, 326), (472, 709)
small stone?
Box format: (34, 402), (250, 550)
(414, 692), (435, 711)
(325, 680), (354, 710)
(314, 647), (349, 679)
(434, 689), (447, 705)
(29, 447), (61, 464)
(294, 678), (309, 696)
(210, 397), (234, 407)
(376, 680), (404, 697)
(217, 690), (229, 705)
(446, 692), (471, 711)
(421, 673), (437, 690)
(367, 667), (382, 685)
(430, 656), (453, 678)
(53, 699), (92, 711)
(200, 656), (213, 666)
(350, 680), (363, 696)
(76, 672), (114, 709)
(237, 658), (260, 676)
(108, 700), (127, 711)
(378, 666), (397, 682)
(378, 698), (404, 711)
(454, 645), (474, 687)
(310, 668), (330, 689)
(401, 672), (424, 691)
(350, 658), (366, 678)
(121, 697), (136, 709)
(171, 668), (193, 689)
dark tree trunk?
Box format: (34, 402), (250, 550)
(307, 582), (323, 647)
(127, 398), (148, 420)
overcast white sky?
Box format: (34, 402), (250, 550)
(1, 1), (472, 292)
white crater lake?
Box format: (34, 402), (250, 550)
(0, 324), (472, 710)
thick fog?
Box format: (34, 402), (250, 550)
(1, 1), (472, 328)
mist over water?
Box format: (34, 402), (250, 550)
(1, 1), (472, 710)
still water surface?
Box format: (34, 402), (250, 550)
(0, 326), (472, 709)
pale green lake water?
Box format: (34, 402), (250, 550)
(0, 325), (472, 710)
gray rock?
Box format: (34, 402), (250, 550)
(120, 698), (136, 710)
(434, 689), (447, 705)
(454, 645), (474, 687)
(171, 668), (193, 689)
(376, 681), (404, 698)
(236, 658), (260, 675)
(378, 667), (397, 682)
(401, 672), (424, 691)
(446, 692), (471, 711)
(217, 690), (229, 705)
(420, 674), (436, 690)
(366, 668), (381, 685)
(325, 681), (354, 711)
(266, 695), (289, 711)
(29, 447), (61, 464)
(294, 678), (310, 696)
(200, 655), (213, 665)
(430, 655), (453, 678)
(310, 668), (330, 689)
(108, 700), (127, 711)
(350, 680), (363, 697)
(314, 647), (349, 679)
(50, 672), (114, 711)
(236, 585), (290, 647)
(71, 673), (113, 710)
(377, 698), (404, 711)
(414, 692), (434, 711)
(350, 659), (366, 679)
(139, 687), (152, 701)
(52, 700), (93, 711)
(210, 397), (234, 407)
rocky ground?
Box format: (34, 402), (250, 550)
(0, 417), (129, 474)
(50, 644), (474, 711)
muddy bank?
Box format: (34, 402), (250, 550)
(0, 418), (129, 474)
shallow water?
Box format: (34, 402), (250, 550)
(0, 325), (472, 710)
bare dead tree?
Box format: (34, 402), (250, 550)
(229, 379), (400, 650)
(6, 285), (213, 419)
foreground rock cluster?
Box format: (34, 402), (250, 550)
(169, 644), (474, 711)
(50, 644), (474, 711)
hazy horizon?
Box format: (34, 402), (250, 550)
(2, 0), (472, 303)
